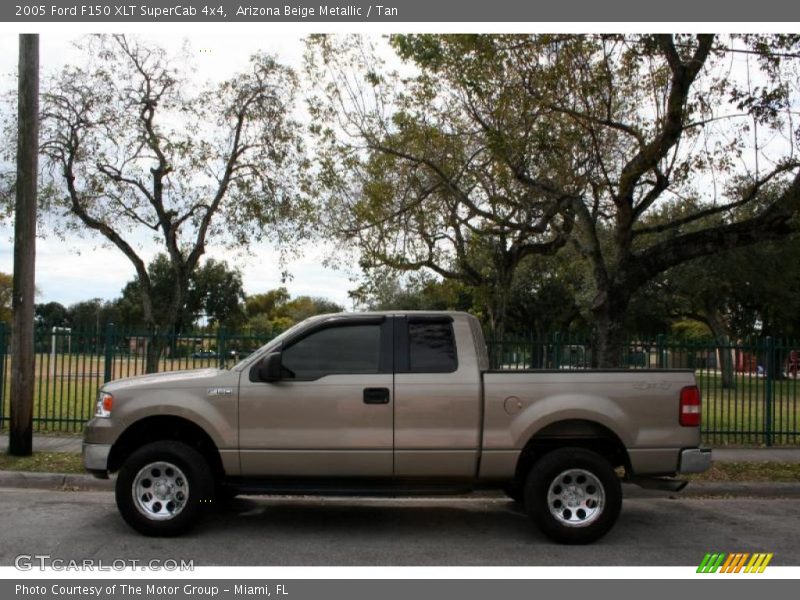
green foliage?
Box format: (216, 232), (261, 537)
(307, 34), (800, 364)
(117, 254), (246, 331)
(244, 287), (343, 335)
(351, 271), (474, 313)
(190, 259), (247, 329)
(34, 301), (70, 330)
(63, 298), (120, 333)
(306, 35), (574, 338)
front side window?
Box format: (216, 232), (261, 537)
(408, 321), (458, 373)
(282, 324), (381, 380)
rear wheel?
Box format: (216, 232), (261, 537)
(115, 441), (214, 536)
(524, 447), (621, 544)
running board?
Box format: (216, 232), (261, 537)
(223, 477), (474, 497)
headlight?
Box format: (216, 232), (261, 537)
(95, 391), (113, 418)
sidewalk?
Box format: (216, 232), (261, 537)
(0, 434), (82, 454)
(0, 435), (799, 495)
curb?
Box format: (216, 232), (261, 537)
(0, 470), (798, 498)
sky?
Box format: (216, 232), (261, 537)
(0, 31), (363, 309)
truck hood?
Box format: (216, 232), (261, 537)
(103, 368), (227, 392)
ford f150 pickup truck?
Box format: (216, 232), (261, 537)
(83, 311), (711, 544)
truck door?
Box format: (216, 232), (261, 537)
(238, 316), (394, 477)
(393, 315), (483, 479)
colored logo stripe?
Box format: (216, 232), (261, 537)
(745, 553), (773, 573)
(697, 553), (726, 573)
(697, 553), (773, 573)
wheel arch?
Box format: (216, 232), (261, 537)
(107, 415), (224, 480)
(513, 419), (630, 485)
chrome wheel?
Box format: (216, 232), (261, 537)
(132, 461), (189, 521)
(546, 468), (605, 527)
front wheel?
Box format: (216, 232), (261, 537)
(524, 447), (622, 544)
(115, 441), (214, 536)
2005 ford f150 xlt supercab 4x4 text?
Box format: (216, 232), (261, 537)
(83, 311), (711, 544)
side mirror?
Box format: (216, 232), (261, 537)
(258, 352), (283, 383)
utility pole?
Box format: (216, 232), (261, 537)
(9, 34), (39, 456)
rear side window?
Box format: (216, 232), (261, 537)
(282, 324), (381, 380)
(408, 321), (458, 373)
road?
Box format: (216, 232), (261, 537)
(0, 487), (797, 566)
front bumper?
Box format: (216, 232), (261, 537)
(678, 447), (713, 473)
(82, 442), (111, 476)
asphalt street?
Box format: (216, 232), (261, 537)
(0, 487), (797, 567)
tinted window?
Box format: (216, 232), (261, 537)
(282, 324), (381, 380)
(409, 321), (457, 373)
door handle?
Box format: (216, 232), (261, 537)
(363, 387), (390, 404)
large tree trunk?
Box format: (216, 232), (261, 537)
(703, 309), (736, 390)
(139, 267), (189, 374)
(590, 292), (630, 368)
(485, 275), (511, 368)
(144, 332), (166, 375)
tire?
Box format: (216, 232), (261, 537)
(524, 447), (621, 544)
(115, 441), (214, 536)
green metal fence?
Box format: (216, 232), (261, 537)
(1, 323), (799, 446)
(0, 323), (273, 433)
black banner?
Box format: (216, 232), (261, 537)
(5, 0), (800, 22)
(4, 580), (800, 600)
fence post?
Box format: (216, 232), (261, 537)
(764, 336), (774, 447)
(0, 322), (7, 427)
(656, 334), (667, 369)
(217, 327), (226, 369)
(553, 331), (562, 370)
(103, 323), (116, 383)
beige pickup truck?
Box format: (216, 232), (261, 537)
(83, 311), (710, 544)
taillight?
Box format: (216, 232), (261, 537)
(679, 386), (701, 427)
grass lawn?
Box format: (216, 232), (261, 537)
(0, 451), (84, 473)
(688, 462), (800, 482)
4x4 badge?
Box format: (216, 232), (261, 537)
(207, 388), (233, 397)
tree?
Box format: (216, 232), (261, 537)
(244, 287), (343, 335)
(351, 270), (474, 313)
(306, 35), (574, 340)
(117, 254), (247, 330)
(309, 34), (800, 365)
(503, 253), (583, 339)
(34, 301), (69, 329)
(188, 258), (247, 329)
(66, 298), (120, 333)
(633, 226), (800, 386)
(36, 35), (305, 372)
(283, 295), (343, 322)
(384, 34), (800, 366)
